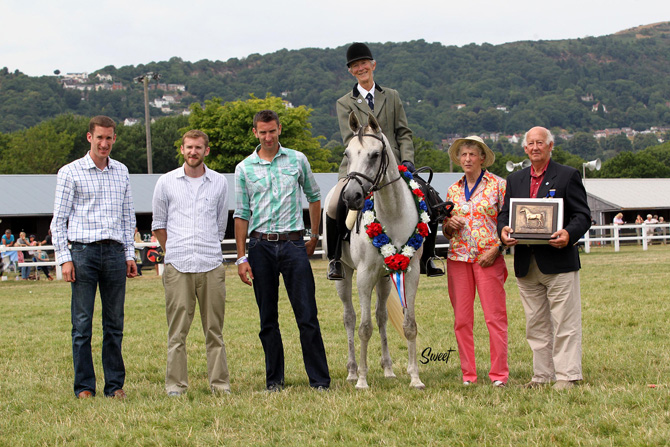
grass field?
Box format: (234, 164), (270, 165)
(1, 246), (669, 446)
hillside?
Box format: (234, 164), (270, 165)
(1, 22), (670, 145)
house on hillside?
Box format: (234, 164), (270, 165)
(592, 102), (608, 113)
(62, 73), (88, 83)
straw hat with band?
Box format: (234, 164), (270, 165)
(448, 136), (496, 168)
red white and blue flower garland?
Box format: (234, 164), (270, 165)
(361, 165), (431, 307)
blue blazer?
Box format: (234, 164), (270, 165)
(497, 160), (591, 277)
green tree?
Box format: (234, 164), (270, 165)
(187, 95), (335, 173)
(0, 132), (9, 164)
(150, 115), (190, 173)
(413, 137), (450, 172)
(0, 121), (74, 173)
(324, 140), (345, 172)
(48, 114), (90, 161)
(598, 143), (670, 178)
(112, 122), (147, 173)
(551, 148), (586, 171)
(633, 133), (661, 151)
(601, 133), (633, 155)
(561, 132), (599, 160)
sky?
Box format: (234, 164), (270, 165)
(2, 0), (669, 77)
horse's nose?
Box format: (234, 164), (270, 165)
(342, 188), (364, 210)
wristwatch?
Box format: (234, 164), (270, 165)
(310, 233), (320, 240)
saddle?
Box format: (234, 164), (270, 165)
(412, 166), (454, 223)
(340, 165), (453, 236)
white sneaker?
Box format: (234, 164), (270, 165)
(492, 380), (506, 387)
(463, 380), (473, 386)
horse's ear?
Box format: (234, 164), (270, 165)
(367, 113), (381, 135)
(349, 111), (362, 133)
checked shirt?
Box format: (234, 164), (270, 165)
(51, 152), (136, 265)
(233, 144), (320, 234)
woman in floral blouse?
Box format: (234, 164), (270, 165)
(443, 136), (508, 387)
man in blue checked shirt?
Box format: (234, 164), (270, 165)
(152, 130), (230, 397)
(234, 109), (330, 392)
(50, 116), (137, 399)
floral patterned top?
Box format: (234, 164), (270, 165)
(446, 170), (506, 263)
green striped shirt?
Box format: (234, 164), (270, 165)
(233, 144), (321, 234)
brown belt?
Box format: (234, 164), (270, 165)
(250, 231), (303, 241)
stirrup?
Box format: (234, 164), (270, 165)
(424, 256), (446, 277)
(327, 259), (345, 281)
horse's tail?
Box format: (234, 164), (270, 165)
(387, 297), (406, 340)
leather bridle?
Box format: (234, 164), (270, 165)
(343, 133), (402, 204)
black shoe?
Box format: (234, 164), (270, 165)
(327, 259), (345, 281)
(266, 383), (283, 393)
(423, 258), (445, 277)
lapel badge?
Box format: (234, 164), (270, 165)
(357, 99), (362, 104)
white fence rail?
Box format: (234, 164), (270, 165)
(2, 225), (666, 280)
(580, 223), (669, 253)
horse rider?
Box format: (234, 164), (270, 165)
(326, 42), (443, 280)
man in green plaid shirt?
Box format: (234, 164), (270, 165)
(233, 109), (330, 392)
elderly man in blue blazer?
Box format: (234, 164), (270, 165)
(498, 126), (591, 390)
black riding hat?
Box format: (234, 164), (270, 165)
(346, 42), (374, 67)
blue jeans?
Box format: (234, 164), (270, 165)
(70, 242), (127, 397)
(248, 237), (330, 388)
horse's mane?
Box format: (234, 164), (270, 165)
(355, 125), (366, 145)
(355, 124), (383, 146)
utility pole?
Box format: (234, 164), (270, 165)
(133, 72), (161, 174)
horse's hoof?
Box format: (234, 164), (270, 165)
(346, 373), (358, 382)
(355, 379), (369, 390)
(410, 380), (426, 390)
(384, 371), (397, 379)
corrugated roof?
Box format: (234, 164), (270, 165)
(0, 172), (464, 216)
(584, 178), (670, 210)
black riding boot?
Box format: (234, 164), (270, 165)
(420, 221), (445, 277)
(326, 215), (345, 280)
